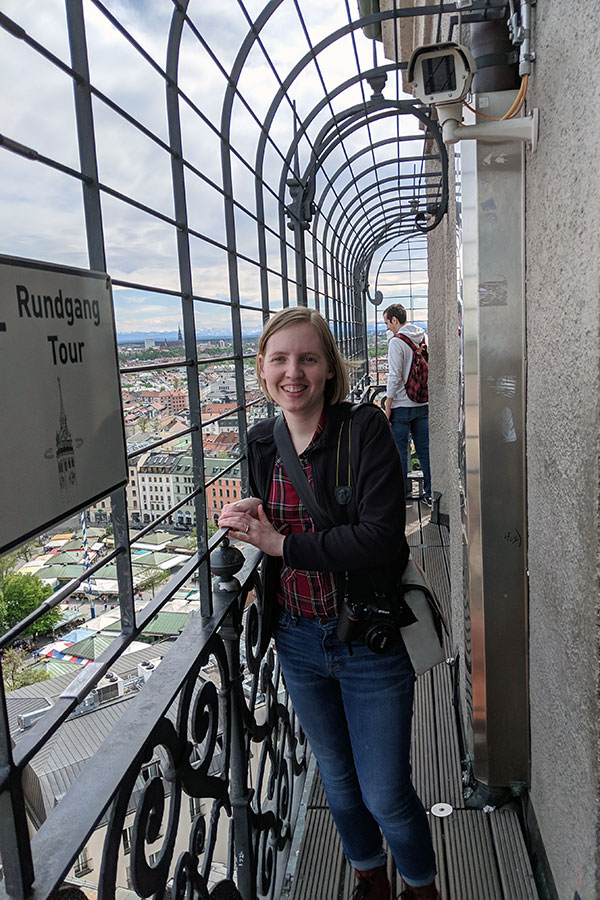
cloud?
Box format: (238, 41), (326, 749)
(1, 1), (426, 335)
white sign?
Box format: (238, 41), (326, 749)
(0, 256), (128, 553)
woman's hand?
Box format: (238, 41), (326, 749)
(218, 502), (285, 558)
(219, 497), (262, 519)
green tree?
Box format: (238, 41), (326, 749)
(0, 573), (59, 638)
(136, 566), (170, 598)
(0, 540), (42, 586)
(182, 527), (198, 551)
(1, 647), (50, 691)
(182, 523), (218, 550)
(0, 549), (21, 586)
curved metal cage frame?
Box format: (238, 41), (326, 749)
(0, 2), (509, 898)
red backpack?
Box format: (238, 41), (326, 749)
(394, 333), (429, 403)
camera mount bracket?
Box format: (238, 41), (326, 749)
(437, 102), (539, 153)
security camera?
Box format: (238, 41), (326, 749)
(408, 42), (475, 106)
(408, 41), (539, 151)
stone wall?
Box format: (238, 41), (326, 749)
(524, 5), (600, 898)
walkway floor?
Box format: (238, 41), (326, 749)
(284, 499), (539, 900)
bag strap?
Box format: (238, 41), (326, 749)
(273, 414), (332, 530)
(273, 404), (364, 526)
(394, 332), (418, 351)
(395, 332), (428, 356)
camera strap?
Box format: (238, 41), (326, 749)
(273, 414), (332, 531)
(334, 414), (353, 505)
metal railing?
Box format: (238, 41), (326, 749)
(1, 543), (308, 900)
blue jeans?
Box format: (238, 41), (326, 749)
(274, 609), (437, 887)
(390, 405), (431, 498)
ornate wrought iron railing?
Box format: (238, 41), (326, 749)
(1, 542), (308, 900)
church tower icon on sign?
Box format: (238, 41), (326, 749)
(56, 377), (77, 493)
(44, 378), (84, 490)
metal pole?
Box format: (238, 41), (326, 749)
(218, 595), (255, 900)
(0, 661), (34, 899)
(166, 0), (212, 615)
(81, 510), (95, 618)
(65, 0), (136, 633)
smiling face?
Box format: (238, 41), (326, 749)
(258, 321), (333, 419)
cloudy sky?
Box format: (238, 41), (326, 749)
(1, 0), (426, 335)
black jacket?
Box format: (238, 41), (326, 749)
(247, 401), (410, 652)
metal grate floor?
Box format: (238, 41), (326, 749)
(286, 504), (538, 900)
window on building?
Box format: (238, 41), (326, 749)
(122, 826), (133, 855)
(142, 761), (161, 781)
(73, 847), (92, 876)
(189, 796), (203, 820)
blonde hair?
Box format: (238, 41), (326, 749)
(256, 306), (350, 405)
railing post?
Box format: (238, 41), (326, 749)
(219, 596), (256, 900)
(0, 665), (34, 900)
(210, 539), (256, 899)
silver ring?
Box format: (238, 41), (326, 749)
(245, 524), (249, 534)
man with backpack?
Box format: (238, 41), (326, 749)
(382, 304), (432, 507)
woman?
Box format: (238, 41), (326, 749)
(219, 306), (439, 900)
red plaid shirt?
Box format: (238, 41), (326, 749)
(267, 417), (339, 618)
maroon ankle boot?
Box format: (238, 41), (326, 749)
(400, 882), (441, 900)
(350, 864), (392, 900)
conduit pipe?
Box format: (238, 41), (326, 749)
(470, 18), (519, 93)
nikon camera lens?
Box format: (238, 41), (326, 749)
(363, 620), (399, 654)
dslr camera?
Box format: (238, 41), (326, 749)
(336, 591), (401, 654)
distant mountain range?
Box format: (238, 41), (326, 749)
(117, 322), (427, 343)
